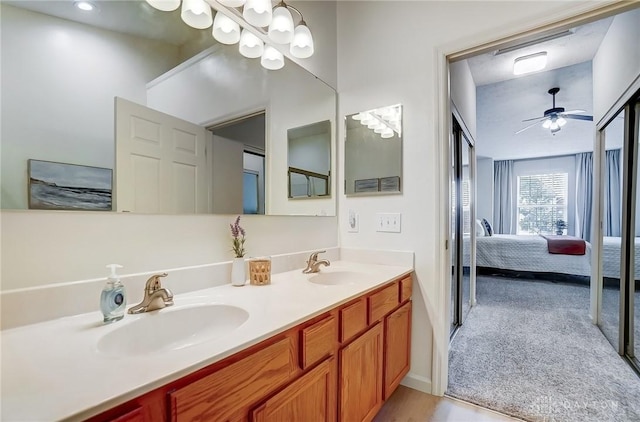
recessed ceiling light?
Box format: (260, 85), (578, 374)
(513, 51), (548, 75)
(75, 1), (96, 12)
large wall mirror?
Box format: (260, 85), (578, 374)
(0, 1), (336, 216)
(344, 104), (403, 196)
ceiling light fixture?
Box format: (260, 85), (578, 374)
(513, 51), (548, 75)
(74, 1), (96, 11)
(146, 0), (314, 71)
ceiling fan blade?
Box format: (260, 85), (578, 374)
(562, 109), (586, 114)
(515, 120), (542, 134)
(564, 114), (593, 121)
(522, 116), (546, 122)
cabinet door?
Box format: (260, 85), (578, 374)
(383, 301), (412, 400)
(252, 357), (336, 422)
(339, 323), (383, 422)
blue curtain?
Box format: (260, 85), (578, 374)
(493, 160), (514, 234)
(604, 149), (621, 236)
(575, 152), (593, 241)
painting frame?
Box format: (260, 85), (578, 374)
(28, 159), (113, 211)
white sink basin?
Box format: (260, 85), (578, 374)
(97, 304), (249, 357)
(307, 270), (369, 286)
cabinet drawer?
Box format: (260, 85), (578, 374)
(400, 276), (412, 303)
(368, 282), (399, 324)
(109, 407), (143, 422)
(340, 298), (367, 343)
(300, 316), (337, 370)
(169, 336), (297, 421)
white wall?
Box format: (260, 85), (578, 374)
(0, 5), (180, 209)
(450, 59), (477, 140)
(336, 0), (613, 394)
(476, 157), (494, 224)
(593, 8), (640, 123)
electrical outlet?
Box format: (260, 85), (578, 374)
(348, 209), (359, 232)
(376, 213), (401, 233)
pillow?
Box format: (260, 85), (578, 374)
(481, 218), (493, 236)
(475, 219), (485, 237)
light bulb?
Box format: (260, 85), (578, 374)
(75, 1), (96, 11)
(145, 0), (180, 11)
(268, 5), (294, 44)
(261, 45), (284, 70)
(181, 0), (213, 29)
(290, 23), (314, 58)
(239, 29), (264, 59)
(243, 0), (272, 27)
(212, 12), (240, 45)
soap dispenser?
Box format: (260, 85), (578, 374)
(101, 264), (126, 323)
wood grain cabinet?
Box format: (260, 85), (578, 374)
(90, 274), (413, 422)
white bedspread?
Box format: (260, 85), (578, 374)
(601, 236), (640, 279)
(463, 234), (591, 277)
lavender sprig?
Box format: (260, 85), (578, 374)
(230, 216), (246, 258)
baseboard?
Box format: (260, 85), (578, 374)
(400, 372), (432, 394)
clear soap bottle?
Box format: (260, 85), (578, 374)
(100, 264), (126, 323)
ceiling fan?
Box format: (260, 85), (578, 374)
(516, 87), (593, 135)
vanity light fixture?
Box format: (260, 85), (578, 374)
(352, 105), (402, 139)
(74, 1), (96, 11)
(513, 51), (547, 75)
(146, 0), (314, 71)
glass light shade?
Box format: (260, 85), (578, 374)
(361, 115), (377, 126)
(381, 129), (395, 139)
(212, 13), (240, 45)
(219, 0), (246, 7)
(513, 51), (547, 75)
(290, 24), (314, 58)
(268, 6), (294, 44)
(243, 0), (272, 27)
(181, 0), (213, 29)
(239, 29), (264, 58)
(145, 0), (180, 11)
(352, 112), (368, 121)
(542, 119), (552, 129)
(261, 45), (284, 70)
(557, 116), (567, 127)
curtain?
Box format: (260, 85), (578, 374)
(493, 160), (514, 234)
(575, 152), (593, 241)
(604, 149), (621, 236)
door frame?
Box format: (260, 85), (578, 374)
(433, 0), (637, 396)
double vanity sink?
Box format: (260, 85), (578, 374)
(2, 260), (413, 421)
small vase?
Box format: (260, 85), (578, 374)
(231, 257), (246, 286)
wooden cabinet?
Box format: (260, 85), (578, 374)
(91, 274), (413, 422)
(339, 323), (384, 422)
(383, 301), (412, 399)
(252, 357), (337, 422)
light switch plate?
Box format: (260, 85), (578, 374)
(376, 213), (401, 233)
(348, 209), (359, 232)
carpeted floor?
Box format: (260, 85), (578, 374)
(448, 275), (640, 422)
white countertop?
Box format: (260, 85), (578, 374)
(1, 261), (412, 421)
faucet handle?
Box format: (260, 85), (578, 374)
(145, 273), (168, 293)
(309, 250), (326, 262)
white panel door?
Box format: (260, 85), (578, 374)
(115, 97), (208, 214)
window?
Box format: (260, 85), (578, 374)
(517, 172), (568, 235)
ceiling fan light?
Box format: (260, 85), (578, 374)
(261, 45), (284, 70)
(181, 0), (213, 29)
(145, 0), (180, 11)
(243, 0), (272, 27)
(290, 23), (314, 59)
(239, 29), (264, 58)
(542, 119), (551, 129)
(513, 51), (547, 76)
(219, 0), (246, 7)
(212, 12), (240, 45)
(557, 116), (567, 127)
(268, 5), (294, 44)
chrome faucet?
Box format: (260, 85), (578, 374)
(302, 250), (331, 274)
(128, 273), (174, 314)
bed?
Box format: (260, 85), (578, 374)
(463, 234), (591, 277)
(602, 236), (640, 280)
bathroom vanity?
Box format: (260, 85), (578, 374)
(1, 262), (412, 422)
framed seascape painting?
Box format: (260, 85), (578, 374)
(28, 159), (113, 211)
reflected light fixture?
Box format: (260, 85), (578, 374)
(243, 0), (272, 27)
(74, 1), (96, 11)
(352, 105), (402, 139)
(513, 51), (547, 75)
(239, 29), (264, 58)
(213, 12), (241, 44)
(181, 0), (213, 29)
(144, 0), (180, 12)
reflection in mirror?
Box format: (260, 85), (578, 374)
(0, 1), (336, 216)
(288, 120), (331, 199)
(345, 104), (402, 196)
